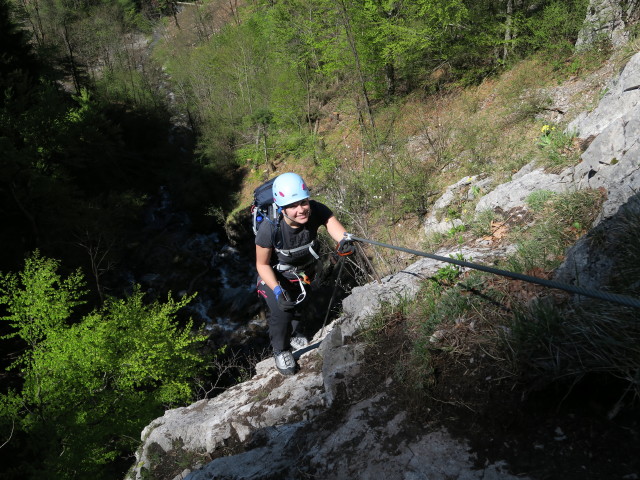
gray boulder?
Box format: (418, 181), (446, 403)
(553, 53), (640, 290)
(474, 163), (570, 213)
(576, 0), (640, 49)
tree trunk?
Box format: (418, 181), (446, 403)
(172, 4), (180, 30)
(228, 0), (241, 25)
(385, 62), (396, 97)
(62, 22), (81, 93)
(336, 0), (376, 135)
(503, 0), (513, 62)
(19, 0), (45, 47)
(261, 126), (272, 172)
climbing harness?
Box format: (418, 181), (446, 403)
(273, 242), (317, 307)
(275, 260), (315, 272)
(283, 272), (308, 305)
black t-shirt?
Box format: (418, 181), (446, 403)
(255, 200), (333, 267)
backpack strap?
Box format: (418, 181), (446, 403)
(267, 214), (320, 272)
(253, 201), (278, 236)
(276, 242), (319, 259)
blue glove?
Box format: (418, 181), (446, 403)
(274, 285), (296, 312)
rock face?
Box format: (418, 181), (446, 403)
(464, 53), (640, 221)
(127, 44), (640, 480)
(553, 193), (640, 291)
(127, 350), (326, 479)
(576, 0), (640, 49)
(467, 52), (640, 292)
(553, 52), (640, 290)
(566, 51), (640, 221)
(185, 406), (520, 480)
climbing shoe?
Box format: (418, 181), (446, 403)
(273, 350), (296, 376)
(289, 335), (309, 351)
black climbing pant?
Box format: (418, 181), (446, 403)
(257, 275), (308, 352)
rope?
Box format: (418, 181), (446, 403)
(321, 256), (346, 336)
(349, 235), (640, 309)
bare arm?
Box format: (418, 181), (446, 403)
(256, 244), (279, 291)
(325, 215), (348, 243)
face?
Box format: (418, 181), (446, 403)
(283, 198), (310, 225)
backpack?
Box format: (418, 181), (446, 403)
(251, 177), (279, 235)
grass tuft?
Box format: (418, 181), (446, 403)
(508, 189), (604, 273)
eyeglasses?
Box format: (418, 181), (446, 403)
(284, 199), (310, 209)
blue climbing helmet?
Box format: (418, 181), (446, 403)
(272, 172), (309, 207)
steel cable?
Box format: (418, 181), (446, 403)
(349, 235), (640, 309)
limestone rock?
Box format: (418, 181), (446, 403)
(576, 0), (640, 49)
(127, 351), (325, 480)
(474, 164), (570, 213)
(562, 52), (640, 222)
(568, 51), (640, 139)
(553, 194), (640, 291)
(424, 175), (493, 236)
(184, 394), (527, 480)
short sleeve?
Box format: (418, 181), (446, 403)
(310, 200), (333, 226)
(255, 219), (275, 248)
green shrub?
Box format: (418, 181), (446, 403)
(518, 0), (590, 59)
(537, 125), (580, 169)
(0, 252), (205, 479)
(469, 209), (496, 237)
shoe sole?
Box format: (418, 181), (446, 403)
(290, 338), (309, 352)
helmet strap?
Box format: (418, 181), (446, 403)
(282, 211), (302, 227)
(281, 202), (311, 228)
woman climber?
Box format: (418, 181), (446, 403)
(255, 172), (354, 375)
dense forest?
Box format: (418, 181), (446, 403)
(1, 0), (596, 478)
